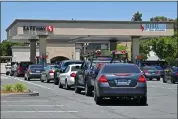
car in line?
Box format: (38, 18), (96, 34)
(163, 66), (178, 83)
(58, 64), (81, 89)
(40, 65), (59, 83)
(5, 62), (17, 75)
(14, 61), (33, 77)
(152, 65), (165, 78)
(93, 63), (147, 105)
(74, 56), (120, 96)
(54, 60), (83, 85)
(24, 64), (44, 81)
(141, 66), (161, 81)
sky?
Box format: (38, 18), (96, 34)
(1, 1), (177, 41)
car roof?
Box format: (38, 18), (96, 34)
(104, 63), (136, 66)
(62, 60), (83, 63)
(30, 64), (43, 66)
(69, 64), (82, 67)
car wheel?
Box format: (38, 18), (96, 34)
(27, 77), (30, 81)
(65, 80), (70, 90)
(85, 83), (92, 96)
(94, 88), (103, 105)
(58, 78), (63, 88)
(6, 72), (9, 75)
(139, 96), (147, 105)
(157, 78), (160, 81)
(171, 78), (175, 84)
(24, 76), (27, 80)
(54, 78), (58, 85)
(162, 76), (167, 83)
(46, 75), (50, 83)
(74, 80), (81, 93)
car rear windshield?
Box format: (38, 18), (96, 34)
(64, 62), (83, 67)
(20, 62), (33, 67)
(154, 66), (163, 70)
(102, 65), (141, 73)
(172, 67), (178, 72)
(50, 65), (59, 69)
(30, 65), (43, 69)
(142, 67), (157, 70)
(71, 66), (81, 71)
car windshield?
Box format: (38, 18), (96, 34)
(30, 65), (43, 69)
(64, 62), (83, 67)
(50, 65), (59, 70)
(102, 65), (141, 73)
(20, 62), (33, 67)
(71, 66), (81, 71)
(154, 66), (163, 70)
(142, 67), (157, 70)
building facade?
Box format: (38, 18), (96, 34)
(6, 19), (174, 63)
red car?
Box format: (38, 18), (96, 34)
(15, 61), (33, 77)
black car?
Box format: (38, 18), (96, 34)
(54, 60), (83, 85)
(152, 66), (165, 78)
(141, 66), (161, 81)
(163, 66), (178, 83)
(24, 64), (44, 81)
(74, 56), (120, 96)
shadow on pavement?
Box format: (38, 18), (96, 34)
(99, 99), (148, 106)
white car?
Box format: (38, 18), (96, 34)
(58, 64), (81, 90)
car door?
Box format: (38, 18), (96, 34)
(60, 66), (70, 85)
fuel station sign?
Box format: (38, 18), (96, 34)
(140, 24), (166, 32)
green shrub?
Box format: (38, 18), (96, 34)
(3, 84), (14, 92)
(13, 82), (27, 92)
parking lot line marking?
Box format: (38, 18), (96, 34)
(12, 77), (53, 90)
(1, 100), (49, 102)
(1, 111), (78, 113)
(1, 105), (64, 107)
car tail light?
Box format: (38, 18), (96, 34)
(157, 71), (160, 74)
(176, 72), (178, 76)
(49, 70), (54, 73)
(143, 70), (148, 73)
(98, 75), (108, 83)
(138, 75), (146, 83)
(70, 73), (76, 77)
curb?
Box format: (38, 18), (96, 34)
(1, 91), (39, 97)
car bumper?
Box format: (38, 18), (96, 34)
(67, 77), (75, 86)
(29, 73), (41, 78)
(96, 83), (147, 97)
(144, 74), (160, 78)
(48, 74), (54, 80)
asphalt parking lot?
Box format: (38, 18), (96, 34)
(1, 74), (177, 119)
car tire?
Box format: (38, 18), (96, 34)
(157, 78), (160, 81)
(27, 77), (30, 81)
(85, 83), (92, 96)
(24, 76), (27, 80)
(94, 88), (103, 105)
(6, 72), (9, 75)
(54, 78), (58, 85)
(171, 78), (175, 84)
(65, 80), (70, 90)
(40, 76), (44, 82)
(139, 96), (147, 105)
(58, 78), (63, 88)
(74, 80), (81, 93)
(46, 75), (50, 83)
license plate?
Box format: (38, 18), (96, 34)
(36, 71), (40, 73)
(115, 79), (131, 85)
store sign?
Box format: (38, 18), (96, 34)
(23, 25), (54, 32)
(140, 24), (166, 32)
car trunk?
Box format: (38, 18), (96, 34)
(105, 73), (140, 87)
(31, 68), (44, 73)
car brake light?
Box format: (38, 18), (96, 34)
(49, 70), (54, 73)
(176, 72), (178, 76)
(157, 71), (160, 74)
(143, 70), (148, 73)
(138, 75), (146, 83)
(70, 73), (76, 77)
(98, 75), (108, 83)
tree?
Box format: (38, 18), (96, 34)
(0, 40), (24, 56)
(139, 40), (152, 60)
(116, 44), (127, 51)
(131, 11), (142, 21)
(150, 16), (170, 21)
